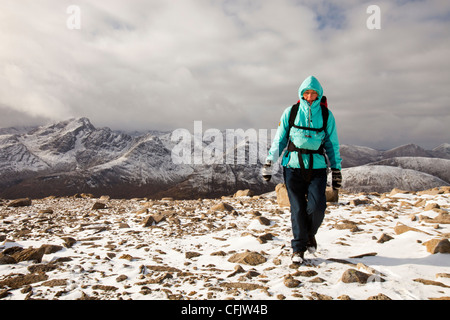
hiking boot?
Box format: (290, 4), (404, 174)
(307, 235), (317, 254)
(292, 251), (304, 264)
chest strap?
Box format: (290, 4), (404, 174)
(287, 141), (325, 182)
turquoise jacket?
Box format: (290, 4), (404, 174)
(266, 76), (342, 170)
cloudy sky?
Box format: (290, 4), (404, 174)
(1, 0), (449, 149)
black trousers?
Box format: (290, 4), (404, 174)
(283, 167), (327, 252)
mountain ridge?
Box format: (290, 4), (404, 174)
(0, 117), (448, 199)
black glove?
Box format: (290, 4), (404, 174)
(262, 160), (272, 182)
(331, 168), (342, 190)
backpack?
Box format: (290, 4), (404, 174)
(286, 96), (329, 182)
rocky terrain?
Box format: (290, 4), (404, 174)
(1, 186), (449, 300)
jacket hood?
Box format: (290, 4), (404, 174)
(298, 76), (323, 101)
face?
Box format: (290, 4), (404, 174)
(303, 90), (318, 104)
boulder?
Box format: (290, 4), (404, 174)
(367, 293), (392, 300)
(423, 239), (450, 254)
(142, 216), (155, 227)
(276, 184), (339, 208)
(0, 254), (17, 265)
(7, 198), (32, 207)
(275, 184), (290, 208)
(234, 189), (254, 197)
(284, 275), (301, 288)
(211, 202), (234, 212)
(92, 202), (106, 210)
(11, 246), (45, 263)
(325, 187), (339, 202)
(256, 216), (271, 226)
(61, 237), (77, 248)
(228, 251), (267, 266)
(341, 269), (369, 284)
(394, 222), (429, 235)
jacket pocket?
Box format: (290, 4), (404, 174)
(290, 128), (325, 150)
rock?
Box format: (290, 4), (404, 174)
(335, 220), (361, 232)
(61, 237), (77, 248)
(310, 292), (333, 300)
(394, 222), (429, 235)
(349, 198), (369, 206)
(0, 254), (17, 265)
(293, 270), (318, 277)
(211, 251), (227, 256)
(234, 189), (254, 197)
(211, 202), (234, 212)
(27, 263), (59, 273)
(367, 293), (392, 300)
(11, 246), (45, 263)
(220, 282), (268, 291)
(413, 278), (450, 288)
(256, 233), (274, 244)
(119, 254), (135, 261)
(152, 213), (167, 224)
(7, 198), (32, 207)
(142, 216), (155, 227)
(326, 187), (339, 202)
(349, 252), (377, 259)
(341, 268), (371, 284)
(275, 184), (290, 208)
(39, 208), (54, 214)
(284, 275), (301, 288)
(92, 202), (106, 210)
(0, 289), (11, 299)
(390, 188), (407, 196)
(377, 233), (394, 243)
(185, 252), (202, 259)
(241, 270), (260, 280)
(423, 239), (450, 254)
(227, 265), (246, 278)
(145, 265), (182, 273)
(256, 216), (271, 226)
(92, 284), (119, 292)
(424, 203), (440, 211)
(42, 279), (68, 287)
(414, 199), (427, 207)
(0, 273), (48, 289)
(277, 185), (338, 206)
(41, 244), (63, 254)
(417, 188), (443, 196)
(356, 263), (386, 277)
(116, 275), (128, 282)
(228, 251), (267, 266)
(421, 212), (450, 224)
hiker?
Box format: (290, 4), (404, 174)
(262, 75), (342, 264)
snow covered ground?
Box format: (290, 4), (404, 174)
(1, 187), (449, 301)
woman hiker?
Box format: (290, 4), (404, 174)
(262, 75), (342, 264)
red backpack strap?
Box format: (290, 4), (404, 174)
(320, 96), (328, 108)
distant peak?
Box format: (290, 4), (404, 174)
(64, 117), (95, 130)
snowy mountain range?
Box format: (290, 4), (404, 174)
(0, 117), (449, 199)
